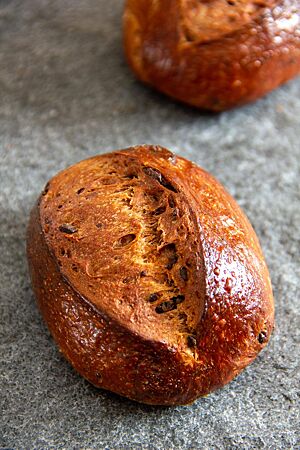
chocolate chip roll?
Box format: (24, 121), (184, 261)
(27, 145), (274, 405)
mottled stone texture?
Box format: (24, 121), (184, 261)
(0, 1), (299, 448)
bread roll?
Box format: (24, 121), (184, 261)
(27, 145), (274, 405)
(123, 0), (300, 111)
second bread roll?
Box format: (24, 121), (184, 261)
(124, 0), (300, 111)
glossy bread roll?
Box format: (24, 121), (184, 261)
(123, 0), (300, 111)
(27, 145), (274, 405)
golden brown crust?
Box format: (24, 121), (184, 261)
(123, 0), (300, 111)
(27, 145), (274, 405)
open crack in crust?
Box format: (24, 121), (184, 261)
(178, 0), (277, 44)
(38, 145), (206, 358)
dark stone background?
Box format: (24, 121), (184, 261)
(0, 1), (299, 448)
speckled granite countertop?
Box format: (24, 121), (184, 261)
(0, 1), (299, 448)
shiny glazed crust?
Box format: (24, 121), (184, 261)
(123, 0), (300, 111)
(27, 145), (274, 405)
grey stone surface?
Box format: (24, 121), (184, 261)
(0, 1), (299, 448)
